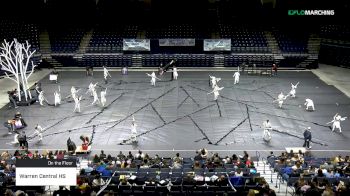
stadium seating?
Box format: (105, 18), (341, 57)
(320, 25), (350, 41)
(87, 25), (138, 53)
(219, 25), (270, 53)
(0, 19), (39, 51)
(273, 27), (309, 53)
(49, 27), (86, 53)
(224, 55), (274, 67)
(319, 43), (350, 68)
(142, 54), (214, 67)
(80, 55), (132, 67)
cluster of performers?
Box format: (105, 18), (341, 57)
(3, 62), (348, 149)
(262, 82), (347, 143)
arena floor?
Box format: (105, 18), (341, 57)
(1, 70), (350, 158)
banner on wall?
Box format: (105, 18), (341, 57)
(123, 39), (150, 51)
(159, 39), (195, 46)
(204, 39), (231, 51)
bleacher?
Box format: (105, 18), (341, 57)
(146, 24), (198, 39)
(320, 25), (350, 41)
(267, 152), (350, 196)
(0, 150), (273, 196)
(0, 19), (40, 76)
(142, 54), (214, 67)
(219, 25), (270, 53)
(224, 55), (273, 67)
(273, 27), (309, 53)
(87, 25), (138, 53)
(0, 19), (39, 51)
(319, 43), (350, 68)
(80, 55), (132, 67)
(49, 27), (87, 53)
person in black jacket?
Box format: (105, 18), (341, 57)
(303, 127), (312, 149)
(17, 131), (27, 147)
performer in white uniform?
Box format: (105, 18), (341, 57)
(91, 89), (100, 105)
(74, 96), (82, 113)
(288, 82), (299, 98)
(101, 88), (107, 107)
(209, 75), (221, 88)
(86, 83), (98, 97)
(233, 71), (240, 85)
(304, 98), (315, 111)
(54, 87), (61, 106)
(103, 66), (111, 84)
(273, 92), (288, 108)
(32, 124), (44, 141)
(263, 120), (272, 141)
(38, 91), (46, 106)
(207, 85), (224, 101)
(131, 116), (137, 143)
(70, 86), (79, 100)
(146, 72), (161, 86)
(327, 113), (347, 133)
(173, 67), (179, 80)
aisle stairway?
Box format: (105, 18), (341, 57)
(254, 160), (289, 196)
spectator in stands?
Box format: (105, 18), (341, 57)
(53, 186), (70, 196)
(1, 151), (11, 160)
(103, 190), (114, 196)
(200, 148), (208, 159)
(93, 154), (100, 164)
(300, 180), (312, 194)
(127, 151), (134, 160)
(335, 180), (347, 195)
(173, 153), (183, 164)
(235, 168), (243, 177)
(322, 185), (334, 196)
(267, 151), (276, 159)
(212, 153), (222, 167)
(92, 174), (105, 187)
(135, 150), (145, 160)
(193, 161), (201, 169)
(292, 161), (302, 171)
(117, 151), (125, 160)
(216, 175), (228, 186)
(317, 169), (325, 177)
(99, 150), (106, 160)
(305, 182), (320, 195)
(172, 159), (182, 169)
(4, 189), (14, 196)
(194, 150), (202, 161)
(334, 155), (345, 164)
(119, 177), (132, 187)
(56, 151), (64, 159)
(152, 154), (161, 166)
(223, 156), (231, 164)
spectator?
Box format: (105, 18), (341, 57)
(173, 153), (183, 164)
(99, 150), (106, 160)
(200, 148), (208, 159)
(92, 174), (105, 187)
(194, 151), (202, 161)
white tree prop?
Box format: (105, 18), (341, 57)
(0, 39), (37, 101)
